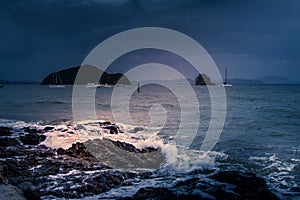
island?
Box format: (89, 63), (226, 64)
(195, 73), (214, 85)
(41, 65), (130, 85)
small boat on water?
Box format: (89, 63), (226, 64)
(86, 82), (111, 88)
(48, 72), (65, 88)
(48, 84), (65, 88)
(220, 67), (233, 87)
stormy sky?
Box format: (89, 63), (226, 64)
(0, 0), (300, 82)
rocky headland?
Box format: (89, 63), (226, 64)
(0, 125), (279, 200)
(41, 65), (131, 85)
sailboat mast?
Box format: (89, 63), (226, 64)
(58, 72), (63, 85)
(52, 73), (55, 84)
(225, 67), (228, 83)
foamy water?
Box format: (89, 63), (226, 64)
(0, 84), (299, 199)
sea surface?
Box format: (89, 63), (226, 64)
(0, 84), (299, 199)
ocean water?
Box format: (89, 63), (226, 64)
(0, 84), (299, 199)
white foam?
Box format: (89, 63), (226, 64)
(41, 131), (81, 149)
(162, 149), (227, 173)
(291, 158), (300, 162)
(48, 169), (82, 179)
(1, 119), (224, 172)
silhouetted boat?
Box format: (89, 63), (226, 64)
(86, 82), (111, 88)
(220, 67), (233, 87)
(48, 72), (65, 88)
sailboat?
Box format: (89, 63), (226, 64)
(221, 67), (233, 87)
(86, 82), (111, 88)
(48, 72), (65, 88)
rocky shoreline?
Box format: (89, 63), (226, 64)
(0, 125), (279, 200)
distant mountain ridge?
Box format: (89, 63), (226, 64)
(230, 76), (300, 85)
(229, 79), (262, 85)
(0, 80), (39, 84)
(41, 65), (130, 85)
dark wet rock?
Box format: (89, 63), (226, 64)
(123, 171), (279, 200)
(0, 137), (20, 147)
(0, 184), (26, 200)
(36, 170), (136, 198)
(99, 121), (124, 134)
(0, 135), (145, 199)
(107, 125), (119, 134)
(31, 163), (60, 177)
(129, 187), (177, 199)
(8, 177), (31, 187)
(110, 140), (140, 153)
(5, 160), (31, 178)
(31, 155), (108, 177)
(109, 140), (158, 153)
(19, 133), (46, 145)
(22, 127), (43, 134)
(0, 126), (13, 136)
(129, 127), (144, 133)
(0, 124), (279, 200)
(290, 187), (300, 192)
(0, 164), (8, 184)
(209, 171), (280, 200)
(0, 146), (26, 158)
(172, 177), (239, 200)
(43, 126), (54, 131)
(17, 182), (40, 200)
(84, 138), (164, 169)
(30, 146), (55, 158)
(103, 125), (120, 134)
(56, 147), (65, 155)
(0, 142), (128, 198)
(140, 147), (158, 153)
(64, 142), (96, 159)
(122, 187), (208, 200)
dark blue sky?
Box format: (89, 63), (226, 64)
(1, 0), (300, 81)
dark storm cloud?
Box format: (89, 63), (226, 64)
(0, 0), (299, 81)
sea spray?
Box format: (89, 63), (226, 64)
(1, 119), (227, 172)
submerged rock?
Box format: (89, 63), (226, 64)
(17, 182), (40, 200)
(0, 164), (8, 184)
(42, 126), (54, 131)
(128, 187), (179, 200)
(0, 126), (13, 136)
(209, 171), (279, 200)
(99, 121), (124, 134)
(0, 137), (20, 147)
(0, 184), (26, 200)
(122, 171), (280, 200)
(22, 127), (43, 134)
(19, 133), (46, 145)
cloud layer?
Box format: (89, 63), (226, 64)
(0, 0), (299, 81)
